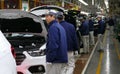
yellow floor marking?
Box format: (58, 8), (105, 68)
(114, 39), (120, 60)
(116, 47), (120, 60)
(96, 52), (104, 74)
(96, 30), (108, 74)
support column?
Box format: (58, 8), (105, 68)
(19, 0), (22, 9)
(34, 0), (39, 7)
(62, 0), (64, 7)
(1, 0), (4, 9)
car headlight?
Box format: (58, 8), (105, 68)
(27, 49), (45, 57)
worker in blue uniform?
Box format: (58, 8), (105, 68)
(56, 12), (79, 74)
(108, 16), (114, 35)
(97, 15), (106, 52)
(45, 11), (68, 74)
(79, 17), (89, 54)
(89, 17), (95, 46)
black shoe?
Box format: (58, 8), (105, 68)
(86, 52), (89, 54)
(97, 49), (104, 52)
(80, 52), (86, 54)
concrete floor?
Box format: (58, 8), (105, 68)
(85, 29), (120, 74)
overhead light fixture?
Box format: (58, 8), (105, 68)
(104, 0), (109, 9)
(92, 0), (94, 5)
(79, 0), (88, 6)
(81, 11), (90, 15)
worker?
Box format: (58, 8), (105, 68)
(89, 17), (95, 46)
(108, 16), (114, 35)
(97, 15), (106, 52)
(56, 12), (79, 74)
(45, 11), (68, 74)
(79, 17), (89, 54)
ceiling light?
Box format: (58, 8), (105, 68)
(79, 0), (88, 6)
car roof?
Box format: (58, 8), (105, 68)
(29, 5), (66, 16)
(30, 5), (65, 12)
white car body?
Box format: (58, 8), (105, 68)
(17, 44), (46, 74)
(0, 31), (17, 74)
(0, 9), (47, 74)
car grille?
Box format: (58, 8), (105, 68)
(16, 52), (26, 65)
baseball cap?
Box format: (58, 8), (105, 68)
(79, 16), (86, 20)
(97, 15), (102, 18)
(45, 10), (57, 16)
(56, 12), (64, 19)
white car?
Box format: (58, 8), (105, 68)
(0, 9), (47, 74)
(29, 5), (66, 32)
(0, 30), (17, 74)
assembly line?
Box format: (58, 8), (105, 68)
(0, 0), (120, 74)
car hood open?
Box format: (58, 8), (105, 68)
(0, 9), (47, 37)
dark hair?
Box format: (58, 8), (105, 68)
(83, 16), (86, 20)
(57, 15), (64, 20)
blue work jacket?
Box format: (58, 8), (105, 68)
(89, 20), (94, 31)
(60, 21), (79, 51)
(79, 20), (89, 36)
(97, 20), (105, 34)
(108, 18), (114, 26)
(46, 20), (68, 63)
